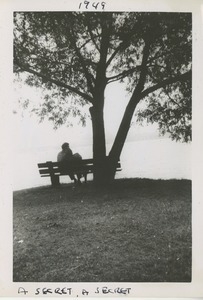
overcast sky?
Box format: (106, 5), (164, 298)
(13, 79), (161, 152)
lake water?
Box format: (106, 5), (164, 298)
(13, 138), (191, 191)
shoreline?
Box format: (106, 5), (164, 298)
(13, 177), (192, 193)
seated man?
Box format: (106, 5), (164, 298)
(57, 142), (79, 184)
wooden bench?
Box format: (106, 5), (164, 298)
(38, 159), (122, 186)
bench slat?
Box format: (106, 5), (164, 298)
(38, 159), (94, 169)
(39, 166), (95, 175)
(38, 162), (121, 171)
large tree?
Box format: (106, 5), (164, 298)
(14, 12), (192, 184)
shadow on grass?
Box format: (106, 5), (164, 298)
(13, 178), (192, 282)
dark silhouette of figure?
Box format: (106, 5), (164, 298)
(57, 143), (82, 184)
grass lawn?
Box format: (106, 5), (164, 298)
(13, 178), (191, 282)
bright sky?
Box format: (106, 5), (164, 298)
(13, 79), (160, 153)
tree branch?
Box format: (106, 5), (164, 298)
(147, 51), (166, 66)
(94, 20), (111, 96)
(106, 40), (129, 68)
(86, 20), (101, 53)
(69, 29), (95, 95)
(165, 90), (182, 108)
(57, 39), (96, 52)
(14, 59), (94, 104)
(132, 39), (151, 96)
(140, 70), (192, 99)
(106, 24), (141, 69)
(106, 66), (140, 84)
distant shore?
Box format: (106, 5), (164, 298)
(13, 138), (191, 191)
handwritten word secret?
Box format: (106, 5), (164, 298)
(79, 1), (106, 10)
(18, 286), (131, 296)
(95, 287), (131, 295)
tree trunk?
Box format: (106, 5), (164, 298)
(89, 20), (111, 186)
(107, 94), (142, 180)
(90, 92), (142, 185)
(89, 105), (107, 185)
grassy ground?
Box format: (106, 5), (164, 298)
(13, 178), (191, 282)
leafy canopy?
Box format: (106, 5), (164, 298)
(14, 12), (192, 141)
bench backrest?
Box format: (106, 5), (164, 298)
(38, 159), (121, 177)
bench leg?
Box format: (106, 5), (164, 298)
(51, 175), (60, 187)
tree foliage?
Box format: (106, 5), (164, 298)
(14, 11), (192, 142)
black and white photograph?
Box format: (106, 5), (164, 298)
(0, 0), (203, 297)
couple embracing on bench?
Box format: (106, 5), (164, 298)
(57, 142), (83, 185)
